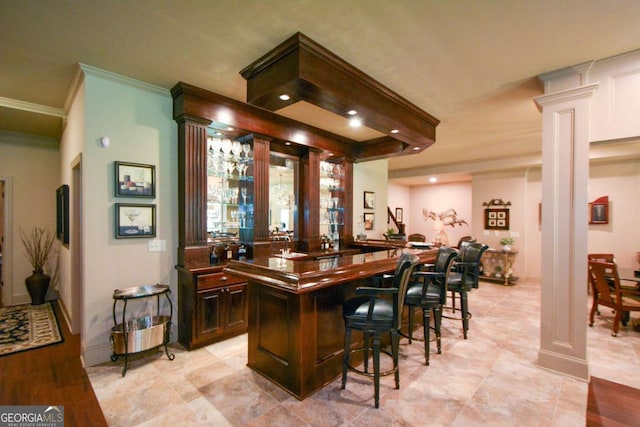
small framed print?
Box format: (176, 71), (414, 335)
(364, 191), (375, 209)
(364, 212), (375, 230)
(115, 161), (155, 198)
(395, 207), (403, 223)
(485, 208), (509, 230)
(115, 203), (156, 238)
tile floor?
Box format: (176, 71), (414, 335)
(87, 279), (640, 426)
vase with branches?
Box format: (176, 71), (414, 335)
(20, 226), (57, 305)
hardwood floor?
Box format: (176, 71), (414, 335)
(587, 376), (640, 427)
(0, 301), (107, 427)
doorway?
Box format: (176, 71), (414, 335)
(0, 178), (13, 307)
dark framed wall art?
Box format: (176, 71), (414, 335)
(364, 212), (375, 230)
(115, 203), (156, 238)
(484, 208), (510, 230)
(589, 196), (609, 224)
(115, 161), (155, 198)
(56, 184), (69, 245)
(364, 191), (375, 209)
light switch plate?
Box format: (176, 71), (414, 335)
(148, 239), (166, 252)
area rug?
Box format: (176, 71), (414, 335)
(0, 302), (63, 356)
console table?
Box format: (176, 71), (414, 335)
(480, 248), (518, 286)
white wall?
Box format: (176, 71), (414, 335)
(388, 159), (640, 282)
(588, 159), (640, 268)
(0, 133), (59, 305)
(408, 181), (472, 246)
(472, 171), (529, 278)
(387, 183), (410, 232)
(58, 75), (85, 325)
(75, 67), (178, 366)
(353, 159), (387, 239)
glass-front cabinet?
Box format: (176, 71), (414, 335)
(319, 160), (344, 249)
(172, 83), (354, 350)
(206, 135), (254, 244)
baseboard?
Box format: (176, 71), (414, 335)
(83, 342), (113, 367)
(537, 348), (589, 381)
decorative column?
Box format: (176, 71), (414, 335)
(534, 83), (598, 380)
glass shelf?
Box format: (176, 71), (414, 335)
(206, 136), (253, 239)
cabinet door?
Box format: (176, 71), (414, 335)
(196, 288), (226, 340)
(225, 283), (248, 333)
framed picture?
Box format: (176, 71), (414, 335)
(115, 203), (156, 238)
(589, 196), (609, 224)
(364, 191), (375, 209)
(484, 208), (509, 230)
(364, 212), (375, 230)
(395, 207), (403, 223)
(56, 184), (69, 245)
(115, 161), (155, 198)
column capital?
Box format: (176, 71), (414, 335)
(534, 83), (599, 110)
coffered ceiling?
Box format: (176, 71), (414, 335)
(1, 0), (640, 184)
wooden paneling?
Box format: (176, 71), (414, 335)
(236, 249), (436, 400)
(240, 32), (439, 157)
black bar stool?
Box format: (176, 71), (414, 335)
(341, 253), (419, 408)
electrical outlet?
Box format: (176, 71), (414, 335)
(510, 231), (520, 238)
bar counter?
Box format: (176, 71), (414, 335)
(224, 247), (436, 400)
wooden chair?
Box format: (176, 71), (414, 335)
(588, 260), (640, 336)
(588, 253), (615, 263)
(587, 254), (616, 297)
(407, 233), (426, 242)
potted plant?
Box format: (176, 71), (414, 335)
(20, 226), (56, 305)
(500, 237), (514, 251)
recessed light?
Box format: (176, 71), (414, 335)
(349, 117), (362, 128)
(214, 131), (223, 136)
(390, 129), (399, 134)
(226, 126), (234, 131)
(328, 153), (334, 156)
(412, 146), (420, 151)
(429, 177), (438, 183)
(279, 94), (291, 101)
(285, 142), (292, 146)
(347, 110), (357, 116)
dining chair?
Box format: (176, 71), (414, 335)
(588, 260), (640, 336)
(587, 253), (617, 302)
(454, 236), (475, 249)
(341, 253), (419, 408)
(446, 242), (489, 339)
(408, 233), (426, 242)
(403, 247), (457, 365)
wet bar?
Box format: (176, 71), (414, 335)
(224, 247), (436, 400)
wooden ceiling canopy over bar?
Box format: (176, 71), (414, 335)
(240, 32), (440, 161)
(172, 82), (356, 159)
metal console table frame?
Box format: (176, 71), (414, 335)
(111, 284), (175, 376)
